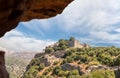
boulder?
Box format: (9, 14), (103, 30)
(61, 63), (79, 71)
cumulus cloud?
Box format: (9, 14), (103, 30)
(0, 30), (55, 52)
(59, 0), (120, 46)
(1, 0), (120, 51)
(18, 0), (120, 47)
(115, 28), (120, 33)
(62, 0), (120, 29)
(90, 31), (120, 41)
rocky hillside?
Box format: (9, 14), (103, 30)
(6, 52), (37, 78)
(2, 48), (37, 78)
(22, 37), (120, 78)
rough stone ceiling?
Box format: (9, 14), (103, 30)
(0, 0), (73, 37)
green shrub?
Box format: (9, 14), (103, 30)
(58, 39), (69, 50)
(45, 47), (54, 53)
(68, 70), (79, 75)
(23, 66), (39, 78)
(53, 61), (59, 65)
(81, 69), (115, 78)
(66, 57), (74, 63)
(39, 63), (45, 70)
(53, 66), (61, 75)
(97, 54), (113, 66)
(114, 55), (120, 66)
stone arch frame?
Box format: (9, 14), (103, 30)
(0, 0), (73, 78)
(0, 0), (73, 37)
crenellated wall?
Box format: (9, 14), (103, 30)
(69, 39), (90, 48)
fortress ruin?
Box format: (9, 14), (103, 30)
(69, 39), (90, 48)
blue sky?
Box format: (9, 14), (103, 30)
(0, 0), (120, 52)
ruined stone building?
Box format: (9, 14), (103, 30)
(69, 39), (90, 48)
(46, 38), (90, 50)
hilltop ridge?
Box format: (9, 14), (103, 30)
(44, 37), (90, 53)
(22, 37), (120, 78)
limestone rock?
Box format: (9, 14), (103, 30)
(0, 0), (73, 78)
(114, 67), (120, 78)
(61, 63), (79, 71)
(0, 0), (73, 37)
(0, 51), (9, 78)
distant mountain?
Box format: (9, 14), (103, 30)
(0, 47), (37, 78)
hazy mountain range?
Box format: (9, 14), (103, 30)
(0, 47), (37, 78)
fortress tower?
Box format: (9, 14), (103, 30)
(69, 39), (90, 48)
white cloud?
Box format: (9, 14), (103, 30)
(22, 0), (120, 47)
(3, 0), (120, 49)
(115, 28), (120, 32)
(5, 30), (23, 36)
(62, 0), (120, 29)
(0, 30), (55, 52)
(59, 0), (120, 45)
(90, 31), (120, 41)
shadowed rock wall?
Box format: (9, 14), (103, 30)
(114, 67), (120, 78)
(0, 51), (9, 78)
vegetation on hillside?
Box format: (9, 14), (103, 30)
(45, 37), (74, 53)
(62, 46), (120, 66)
(79, 69), (115, 78)
(22, 38), (120, 78)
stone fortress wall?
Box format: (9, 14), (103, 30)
(69, 39), (90, 48)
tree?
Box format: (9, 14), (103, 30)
(63, 50), (72, 58)
(69, 36), (75, 41)
(53, 66), (61, 75)
(97, 54), (113, 66)
(58, 39), (69, 50)
(77, 55), (90, 63)
(53, 61), (59, 65)
(45, 47), (54, 53)
(23, 66), (39, 78)
(57, 70), (68, 77)
(114, 55), (120, 66)
(66, 56), (74, 63)
(69, 70), (79, 75)
(39, 63), (45, 70)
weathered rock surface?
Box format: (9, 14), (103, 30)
(0, 0), (73, 37)
(61, 63), (79, 71)
(6, 52), (37, 78)
(114, 67), (120, 78)
(0, 0), (73, 78)
(0, 51), (9, 78)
